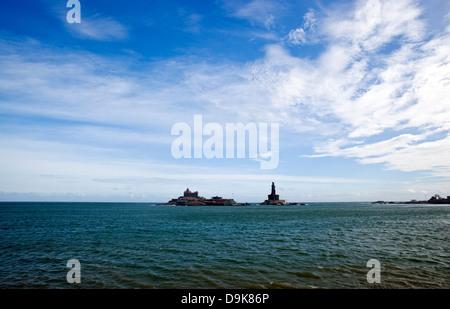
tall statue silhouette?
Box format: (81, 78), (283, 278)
(268, 182), (279, 201)
(261, 182), (285, 205)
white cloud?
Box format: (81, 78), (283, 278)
(1, 0), (449, 191)
(321, 0), (425, 49)
(264, 14), (275, 30)
(287, 28), (306, 45)
(227, 0), (281, 30)
(45, 0), (129, 41)
(285, 9), (317, 45)
(303, 9), (317, 30)
(0, 39), (200, 127)
(184, 13), (203, 33)
(279, 1), (449, 174)
(194, 0), (450, 176)
(66, 15), (128, 41)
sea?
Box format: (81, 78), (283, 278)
(0, 202), (449, 289)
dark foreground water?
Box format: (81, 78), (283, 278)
(0, 202), (449, 289)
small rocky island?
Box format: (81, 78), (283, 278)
(260, 182), (298, 205)
(165, 188), (246, 206)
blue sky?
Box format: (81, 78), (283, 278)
(0, 0), (449, 202)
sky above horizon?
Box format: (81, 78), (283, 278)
(0, 0), (449, 202)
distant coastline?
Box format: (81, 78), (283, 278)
(372, 194), (450, 205)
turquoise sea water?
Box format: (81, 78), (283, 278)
(0, 202), (449, 289)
